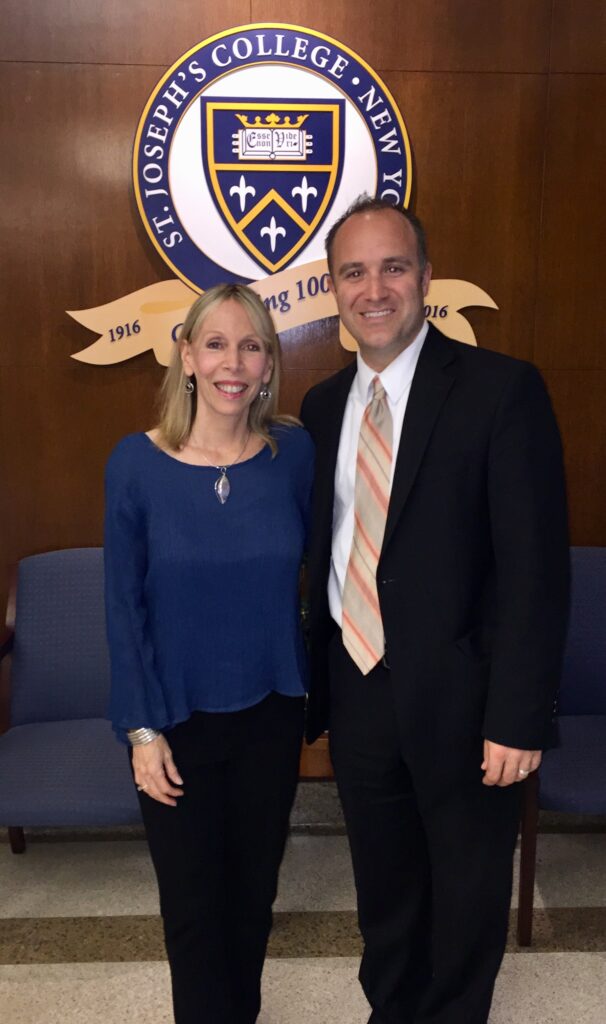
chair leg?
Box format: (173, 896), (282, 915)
(8, 827), (25, 854)
(517, 771), (539, 946)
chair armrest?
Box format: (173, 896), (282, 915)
(0, 625), (14, 661)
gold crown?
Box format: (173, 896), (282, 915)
(235, 112), (309, 129)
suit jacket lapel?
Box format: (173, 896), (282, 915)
(313, 363), (356, 520)
(307, 362), (356, 574)
(382, 326), (457, 553)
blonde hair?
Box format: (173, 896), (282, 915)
(156, 283), (297, 455)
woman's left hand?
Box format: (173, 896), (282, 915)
(133, 735), (184, 806)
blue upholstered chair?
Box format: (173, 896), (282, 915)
(517, 546), (606, 944)
(0, 548), (141, 854)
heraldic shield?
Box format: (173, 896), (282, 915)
(201, 99), (345, 274)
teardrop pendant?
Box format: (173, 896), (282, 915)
(214, 468), (230, 504)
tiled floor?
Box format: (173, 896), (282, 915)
(1, 785), (605, 1022)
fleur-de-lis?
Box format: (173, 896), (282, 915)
(292, 176), (318, 214)
(260, 217), (287, 253)
(229, 175), (256, 213)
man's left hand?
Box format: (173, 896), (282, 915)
(481, 740), (542, 787)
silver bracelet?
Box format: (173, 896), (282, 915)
(127, 727), (161, 746)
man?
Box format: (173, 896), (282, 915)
(300, 197), (569, 1024)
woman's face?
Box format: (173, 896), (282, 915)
(181, 299), (273, 423)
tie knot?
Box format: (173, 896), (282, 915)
(371, 375), (386, 402)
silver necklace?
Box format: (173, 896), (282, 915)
(191, 430), (251, 505)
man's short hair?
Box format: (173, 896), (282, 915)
(325, 195), (428, 277)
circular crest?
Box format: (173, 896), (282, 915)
(134, 23), (412, 292)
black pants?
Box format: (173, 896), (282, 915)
(135, 692), (304, 1024)
(328, 634), (521, 1024)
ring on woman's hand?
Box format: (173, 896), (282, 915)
(137, 784), (147, 791)
(518, 769), (529, 777)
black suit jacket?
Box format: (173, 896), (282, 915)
(300, 325), (569, 763)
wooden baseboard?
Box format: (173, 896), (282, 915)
(299, 733), (334, 779)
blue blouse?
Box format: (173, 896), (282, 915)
(104, 426), (314, 743)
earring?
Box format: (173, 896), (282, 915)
(184, 378), (195, 394)
(258, 386), (271, 400)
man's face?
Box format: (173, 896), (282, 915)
(328, 209), (432, 371)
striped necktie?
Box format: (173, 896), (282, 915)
(342, 375), (393, 674)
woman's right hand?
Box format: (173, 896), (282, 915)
(132, 735), (184, 807)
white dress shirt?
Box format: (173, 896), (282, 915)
(328, 322), (428, 627)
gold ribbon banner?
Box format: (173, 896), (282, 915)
(68, 260), (497, 367)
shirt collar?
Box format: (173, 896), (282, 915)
(354, 321), (428, 405)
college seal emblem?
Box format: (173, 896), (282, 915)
(133, 24), (412, 291)
(69, 24), (496, 366)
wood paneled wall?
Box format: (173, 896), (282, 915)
(1, 1), (605, 618)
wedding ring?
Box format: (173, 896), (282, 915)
(518, 769), (529, 777)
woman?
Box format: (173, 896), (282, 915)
(104, 283), (314, 1024)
